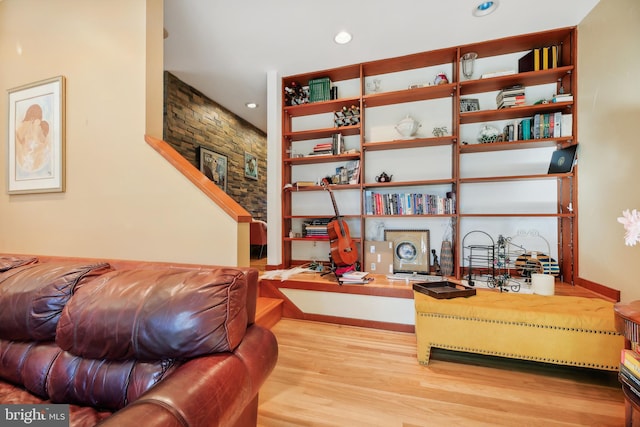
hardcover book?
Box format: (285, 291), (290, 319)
(548, 145), (577, 174)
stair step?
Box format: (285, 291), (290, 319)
(256, 297), (283, 329)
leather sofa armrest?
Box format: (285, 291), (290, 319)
(96, 325), (277, 427)
(244, 268), (258, 325)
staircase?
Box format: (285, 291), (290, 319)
(255, 296), (283, 329)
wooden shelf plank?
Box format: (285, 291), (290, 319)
(363, 136), (454, 151)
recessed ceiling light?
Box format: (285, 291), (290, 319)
(245, 102), (258, 109)
(334, 31), (352, 45)
(473, 0), (499, 17)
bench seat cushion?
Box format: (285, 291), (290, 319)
(414, 291), (624, 370)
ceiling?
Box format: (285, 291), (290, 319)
(163, 0), (599, 134)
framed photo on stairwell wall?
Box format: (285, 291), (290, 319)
(199, 146), (227, 192)
(244, 152), (258, 180)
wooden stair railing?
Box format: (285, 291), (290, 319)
(144, 135), (251, 223)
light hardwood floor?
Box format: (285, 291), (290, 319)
(257, 318), (625, 427)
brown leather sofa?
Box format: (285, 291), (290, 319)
(0, 254), (278, 427)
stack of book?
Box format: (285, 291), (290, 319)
(496, 85), (525, 109)
(552, 93), (574, 103)
(303, 219), (331, 239)
(310, 142), (333, 156)
(339, 270), (374, 285)
(620, 348), (640, 398)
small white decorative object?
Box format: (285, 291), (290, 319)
(477, 125), (500, 143)
(395, 115), (421, 138)
(618, 209), (640, 246)
(531, 273), (555, 296)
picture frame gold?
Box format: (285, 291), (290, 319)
(384, 229), (430, 274)
(7, 76), (66, 194)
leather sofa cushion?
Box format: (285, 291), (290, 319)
(0, 255), (38, 272)
(47, 351), (178, 410)
(0, 338), (173, 412)
(57, 268), (248, 361)
(0, 262), (113, 341)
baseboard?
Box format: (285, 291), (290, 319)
(575, 276), (620, 302)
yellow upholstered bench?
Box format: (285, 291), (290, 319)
(414, 290), (624, 371)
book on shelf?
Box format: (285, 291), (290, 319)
(552, 94), (574, 103)
(346, 160), (360, 184)
(332, 133), (344, 155)
(496, 85), (526, 109)
(620, 367), (640, 400)
(620, 363), (640, 389)
(622, 349), (640, 374)
(561, 114), (573, 137)
(294, 181), (317, 187)
(518, 45), (561, 72)
(341, 270), (369, 280)
(365, 191), (455, 216)
(308, 77), (331, 103)
(339, 276), (374, 285)
(481, 70), (516, 79)
(548, 145), (577, 174)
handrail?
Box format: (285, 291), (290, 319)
(145, 135), (252, 223)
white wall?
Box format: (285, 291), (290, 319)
(0, 0), (246, 266)
(578, 0), (640, 301)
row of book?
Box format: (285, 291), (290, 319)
(308, 77), (332, 103)
(302, 218), (331, 239)
(365, 191), (455, 216)
(518, 44), (561, 73)
(500, 113), (572, 142)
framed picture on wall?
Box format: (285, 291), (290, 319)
(244, 152), (258, 180)
(199, 146), (227, 192)
(7, 76), (66, 194)
(383, 229), (430, 274)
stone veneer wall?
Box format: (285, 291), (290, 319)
(163, 72), (267, 221)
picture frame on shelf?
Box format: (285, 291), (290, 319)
(384, 229), (431, 274)
(199, 147), (227, 192)
(244, 152), (258, 180)
(8, 76), (66, 194)
(460, 98), (480, 113)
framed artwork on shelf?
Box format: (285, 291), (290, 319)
(199, 147), (227, 192)
(460, 98), (480, 113)
(244, 152), (258, 180)
(384, 229), (431, 274)
(7, 76), (66, 194)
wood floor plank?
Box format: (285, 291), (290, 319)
(257, 319), (624, 426)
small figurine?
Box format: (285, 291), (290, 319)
(432, 126), (448, 137)
(434, 72), (449, 85)
(432, 249), (441, 275)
